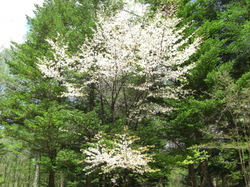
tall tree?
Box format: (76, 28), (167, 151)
(0, 0), (108, 186)
(37, 0), (201, 128)
(36, 1), (201, 185)
(165, 0), (250, 186)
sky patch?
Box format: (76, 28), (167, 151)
(0, 0), (44, 49)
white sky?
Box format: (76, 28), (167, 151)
(0, 0), (44, 49)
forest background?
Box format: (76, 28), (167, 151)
(0, 0), (249, 186)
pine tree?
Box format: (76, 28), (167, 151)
(0, 0), (107, 186)
(168, 0), (250, 186)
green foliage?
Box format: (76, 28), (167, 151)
(180, 148), (210, 165)
(27, 0), (95, 52)
(0, 2), (106, 186)
(163, 0), (250, 186)
(1, 0), (250, 186)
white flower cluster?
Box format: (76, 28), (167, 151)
(83, 132), (156, 175)
(37, 0), (201, 119)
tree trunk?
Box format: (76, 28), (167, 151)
(188, 164), (197, 187)
(13, 154), (18, 186)
(48, 150), (57, 187)
(238, 148), (250, 187)
(3, 157), (8, 184)
(200, 160), (213, 187)
(48, 169), (56, 187)
(59, 174), (65, 187)
(111, 102), (115, 123)
(100, 95), (105, 125)
(221, 174), (228, 187)
(89, 83), (95, 111)
(27, 158), (32, 187)
(86, 176), (92, 187)
(33, 153), (41, 187)
(123, 87), (128, 118)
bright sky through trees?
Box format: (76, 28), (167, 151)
(0, 0), (44, 49)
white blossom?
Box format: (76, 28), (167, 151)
(37, 0), (201, 120)
(82, 131), (157, 176)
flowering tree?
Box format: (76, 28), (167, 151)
(82, 130), (157, 185)
(37, 0), (201, 125)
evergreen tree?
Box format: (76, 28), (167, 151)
(0, 0), (106, 186)
(165, 0), (250, 186)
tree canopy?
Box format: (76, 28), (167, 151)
(0, 0), (249, 186)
